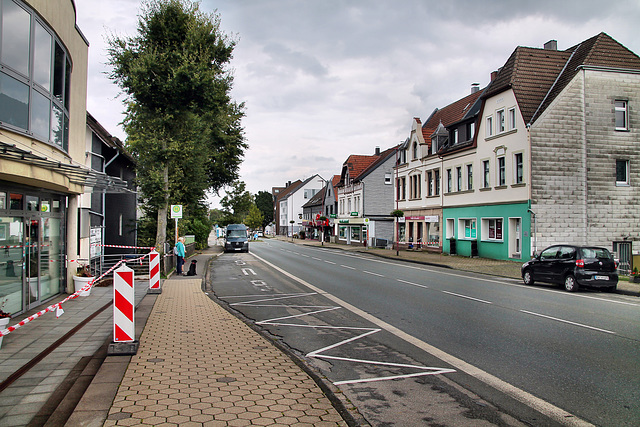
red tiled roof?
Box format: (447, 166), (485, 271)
(344, 154), (379, 181)
(421, 90), (484, 145)
(485, 32), (640, 125)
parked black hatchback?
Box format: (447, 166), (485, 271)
(522, 245), (618, 292)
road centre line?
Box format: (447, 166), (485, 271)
(251, 251), (593, 427)
(520, 310), (616, 335)
(363, 270), (384, 277)
(441, 290), (492, 305)
(324, 260), (336, 265)
(396, 279), (428, 289)
(340, 265), (356, 270)
(303, 246), (638, 307)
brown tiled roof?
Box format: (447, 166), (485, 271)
(421, 90), (484, 147)
(484, 32), (640, 125)
(331, 175), (340, 201)
(344, 155), (379, 181)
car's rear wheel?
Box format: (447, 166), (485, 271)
(564, 274), (578, 292)
(523, 269), (534, 286)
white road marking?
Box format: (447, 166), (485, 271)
(324, 260), (336, 265)
(520, 310), (616, 335)
(441, 290), (492, 304)
(363, 270), (384, 277)
(250, 251), (594, 427)
(341, 265), (356, 270)
(241, 268), (255, 276)
(396, 279), (428, 289)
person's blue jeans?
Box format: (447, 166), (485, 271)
(176, 256), (184, 275)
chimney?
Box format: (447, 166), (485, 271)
(544, 40), (557, 51)
(490, 70), (498, 81)
(375, 146), (381, 155)
(471, 83), (480, 94)
(287, 181), (291, 187)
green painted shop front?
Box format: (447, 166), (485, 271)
(443, 202), (531, 261)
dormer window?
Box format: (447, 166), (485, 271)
(412, 141), (418, 159)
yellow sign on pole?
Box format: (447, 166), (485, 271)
(170, 205), (183, 219)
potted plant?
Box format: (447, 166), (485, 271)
(631, 267), (640, 283)
(0, 298), (11, 349)
(72, 264), (95, 296)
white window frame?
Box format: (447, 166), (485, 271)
(514, 152), (524, 184)
(482, 159), (490, 188)
(447, 169), (452, 193)
(508, 107), (516, 130)
(615, 100), (628, 131)
(384, 173), (392, 184)
(458, 218), (477, 240)
(497, 109), (505, 133)
(497, 156), (506, 186)
(486, 116), (493, 137)
(616, 159), (630, 186)
(481, 217), (504, 242)
(456, 166), (462, 192)
(446, 218), (455, 239)
(466, 164), (473, 190)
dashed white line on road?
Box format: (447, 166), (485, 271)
(396, 279), (428, 289)
(341, 265), (356, 270)
(363, 270), (384, 277)
(441, 290), (492, 304)
(520, 310), (616, 334)
(324, 260), (336, 265)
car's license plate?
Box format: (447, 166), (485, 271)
(594, 275), (609, 280)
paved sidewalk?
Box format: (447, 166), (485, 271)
(103, 277), (345, 426)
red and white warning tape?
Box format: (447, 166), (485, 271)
(0, 252), (148, 338)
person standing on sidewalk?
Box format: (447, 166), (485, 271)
(175, 237), (186, 275)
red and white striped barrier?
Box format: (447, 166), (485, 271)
(0, 252), (147, 339)
(149, 250), (161, 290)
(113, 265), (135, 342)
(91, 244), (156, 250)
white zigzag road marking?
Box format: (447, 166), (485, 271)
(225, 291), (456, 385)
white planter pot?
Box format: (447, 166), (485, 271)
(0, 317), (10, 349)
(72, 276), (94, 296)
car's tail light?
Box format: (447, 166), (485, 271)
(614, 260), (619, 269)
(576, 259), (585, 268)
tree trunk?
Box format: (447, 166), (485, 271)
(156, 162), (169, 253)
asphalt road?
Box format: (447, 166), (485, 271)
(211, 239), (640, 426)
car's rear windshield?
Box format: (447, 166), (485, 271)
(581, 248), (612, 259)
(227, 230), (247, 238)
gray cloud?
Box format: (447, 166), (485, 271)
(77, 0), (640, 204)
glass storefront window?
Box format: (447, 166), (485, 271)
(1, 0), (31, 76)
(9, 193), (22, 210)
(339, 226), (346, 240)
(26, 195), (39, 211)
(0, 72), (29, 129)
(0, 216), (25, 315)
(0, 192), (5, 209)
(32, 89), (50, 139)
(0, 0), (71, 150)
(33, 20), (52, 90)
(351, 227), (361, 242)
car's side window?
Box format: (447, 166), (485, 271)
(559, 247), (576, 259)
(540, 247), (558, 260)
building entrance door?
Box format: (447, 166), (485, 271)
(25, 217), (41, 308)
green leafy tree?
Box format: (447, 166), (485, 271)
(245, 204), (264, 231)
(107, 0), (245, 253)
(255, 191), (274, 228)
(220, 181), (253, 225)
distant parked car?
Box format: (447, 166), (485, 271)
(521, 245), (618, 292)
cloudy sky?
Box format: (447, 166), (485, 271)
(76, 0), (640, 204)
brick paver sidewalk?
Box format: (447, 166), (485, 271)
(104, 278), (346, 426)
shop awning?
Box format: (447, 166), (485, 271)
(0, 141), (134, 194)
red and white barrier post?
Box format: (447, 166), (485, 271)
(148, 249), (162, 294)
(108, 264), (139, 355)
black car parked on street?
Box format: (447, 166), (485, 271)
(521, 245), (618, 292)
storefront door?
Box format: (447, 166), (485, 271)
(25, 217), (41, 307)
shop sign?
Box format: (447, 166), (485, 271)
(350, 211), (359, 216)
(330, 214), (337, 218)
(90, 227), (102, 258)
(425, 215), (439, 223)
(339, 219), (350, 224)
(405, 216), (424, 220)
